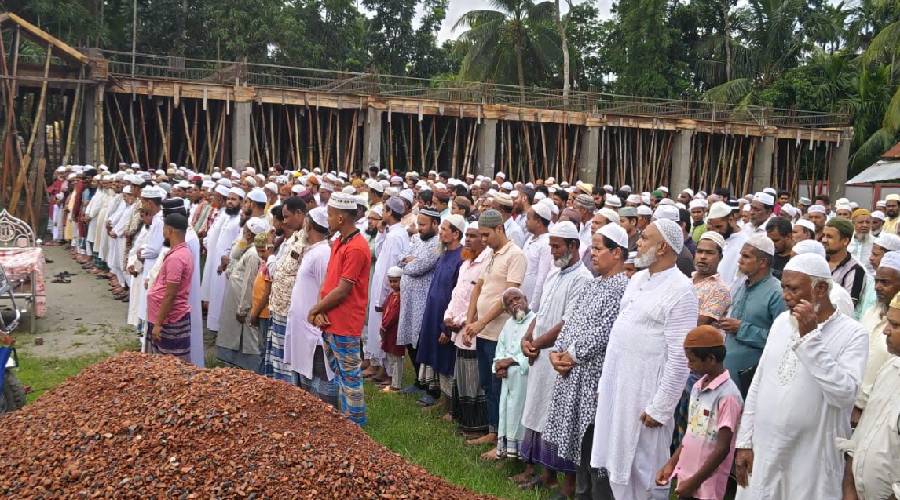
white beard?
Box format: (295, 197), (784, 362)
(513, 309), (527, 321)
(634, 249), (657, 268)
(553, 251), (572, 268)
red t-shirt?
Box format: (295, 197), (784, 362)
(320, 230), (371, 337)
(147, 242), (193, 325)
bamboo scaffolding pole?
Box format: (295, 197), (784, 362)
(111, 95), (136, 162)
(323, 110), (335, 170)
(181, 102), (196, 167)
(62, 70), (85, 165)
(450, 118), (459, 177)
(137, 99), (151, 168)
(269, 105), (277, 168)
(155, 100), (169, 166)
(0, 25), (19, 202)
(293, 108), (302, 170)
(104, 98), (125, 164)
(10, 45), (52, 216)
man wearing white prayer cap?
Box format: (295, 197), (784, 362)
(688, 199), (707, 243)
(792, 218), (816, 242)
(744, 192), (775, 235)
(884, 193), (900, 234)
(869, 209), (885, 237)
(719, 233), (786, 395)
(590, 217), (697, 499)
(791, 239), (855, 317)
(707, 201), (749, 288)
(733, 252), (868, 500)
(691, 231), (733, 326)
(806, 204), (828, 237)
(520, 200), (553, 309)
(202, 185), (245, 332)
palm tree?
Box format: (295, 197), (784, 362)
(453, 0), (561, 99)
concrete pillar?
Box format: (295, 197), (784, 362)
(476, 119), (497, 179)
(576, 126), (599, 183)
(829, 133), (852, 201)
(670, 130), (693, 192)
(362, 108), (383, 170)
(752, 136), (775, 192)
(81, 86), (97, 165)
(231, 101), (252, 170)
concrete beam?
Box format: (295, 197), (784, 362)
(752, 136), (775, 192)
(81, 86), (96, 165)
(362, 108), (383, 170)
(671, 130), (693, 192)
(231, 101), (251, 170)
(829, 137), (852, 201)
(476, 119), (497, 179)
(576, 126), (599, 183)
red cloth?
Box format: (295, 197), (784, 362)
(379, 291), (405, 356)
(147, 243), (193, 325)
(320, 231), (370, 337)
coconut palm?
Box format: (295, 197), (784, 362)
(453, 0), (561, 98)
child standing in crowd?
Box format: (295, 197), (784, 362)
(491, 288), (534, 461)
(379, 266), (405, 392)
(656, 325), (743, 500)
(249, 232), (273, 357)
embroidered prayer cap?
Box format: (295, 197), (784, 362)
(876, 200), (887, 208)
(445, 214), (467, 233)
(807, 205), (827, 214)
(141, 185), (165, 199)
(652, 218), (684, 254)
(575, 194), (596, 210)
(597, 208), (620, 224)
(598, 223), (629, 249)
(784, 253), (831, 279)
(202, 180), (216, 190)
(420, 207), (442, 219)
(308, 206), (329, 229)
(792, 239), (826, 258)
(549, 220), (579, 240)
(385, 196), (406, 215)
(478, 209), (504, 228)
(826, 217), (854, 240)
(501, 181), (514, 191)
(754, 191), (775, 206)
(328, 192), (358, 211)
(872, 210), (886, 221)
(658, 185), (669, 194)
(366, 178), (385, 193)
(494, 192), (515, 208)
(291, 184), (305, 195)
(246, 217), (270, 235)
(532, 202), (552, 223)
(618, 207), (637, 218)
(781, 204), (798, 218)
(341, 186), (357, 195)
(707, 201), (732, 220)
(684, 324), (725, 348)
(576, 181), (593, 194)
(699, 231), (725, 249)
(264, 182), (278, 193)
(880, 251), (900, 272)
(605, 194), (622, 208)
(122, 185), (132, 195)
(653, 204), (679, 222)
(746, 233), (775, 256)
(387, 266), (403, 279)
(875, 233), (900, 251)
(636, 205), (653, 216)
(682, 188), (694, 197)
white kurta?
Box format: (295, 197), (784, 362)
(205, 214), (242, 332)
(199, 211), (227, 301)
(856, 305), (890, 410)
(520, 232), (552, 312)
(849, 234), (875, 275)
(520, 261), (591, 433)
(734, 310), (868, 500)
(85, 190), (105, 244)
(365, 222), (409, 362)
(283, 240), (334, 379)
(126, 225), (149, 326)
(137, 212), (164, 322)
(720, 230), (749, 290)
(185, 229), (204, 367)
(591, 266), (698, 499)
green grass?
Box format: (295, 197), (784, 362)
(16, 352), (115, 403)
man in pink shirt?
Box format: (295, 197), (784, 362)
(147, 213), (194, 362)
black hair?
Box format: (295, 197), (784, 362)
(600, 235), (627, 262)
(419, 190), (433, 204)
(283, 196), (307, 214)
(144, 197), (162, 208)
(714, 188), (731, 200)
(678, 209), (691, 228)
(309, 219), (329, 235)
(554, 190), (569, 203)
(814, 194), (831, 205)
(164, 213), (188, 232)
(766, 217), (792, 237)
(531, 209), (550, 227)
(535, 185), (549, 196)
(522, 186), (536, 204)
(777, 190), (790, 199)
(686, 345), (726, 362)
(252, 200), (266, 210)
(270, 204), (284, 221)
(455, 184), (469, 197)
(799, 226), (815, 239)
(438, 171), (449, 180)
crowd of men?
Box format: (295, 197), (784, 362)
(45, 162), (899, 500)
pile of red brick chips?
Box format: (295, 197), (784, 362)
(0, 352), (487, 498)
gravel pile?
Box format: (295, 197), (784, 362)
(0, 352), (487, 498)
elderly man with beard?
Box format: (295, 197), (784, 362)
(849, 208), (875, 275)
(514, 221), (593, 492)
(883, 193), (900, 234)
(538, 222), (630, 498)
(733, 253), (868, 500)
(706, 201), (749, 289)
(202, 187), (244, 332)
(589, 219), (698, 499)
(852, 251), (900, 428)
(521, 203), (553, 311)
(396, 207), (442, 394)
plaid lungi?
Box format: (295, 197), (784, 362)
(296, 345), (339, 407)
(323, 332), (366, 426)
(263, 314), (294, 382)
(147, 312), (191, 362)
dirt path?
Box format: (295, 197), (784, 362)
(12, 246), (137, 359)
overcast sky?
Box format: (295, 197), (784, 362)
(435, 0), (615, 42)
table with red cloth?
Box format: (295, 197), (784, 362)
(0, 247), (47, 318)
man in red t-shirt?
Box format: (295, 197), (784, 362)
(147, 213), (194, 362)
(309, 192), (372, 426)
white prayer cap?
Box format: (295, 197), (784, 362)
(652, 218), (684, 254)
(682, 188), (694, 197)
(533, 202), (552, 222)
(835, 201), (852, 211)
(636, 205), (653, 216)
(675, 202), (687, 211)
(597, 222), (629, 249)
(496, 171), (506, 179)
(658, 198), (676, 207)
(155, 169), (165, 176)
(641, 193), (651, 205)
(742, 204), (751, 213)
(366, 178), (385, 193)
(621, 184), (632, 193)
(871, 210), (885, 221)
(763, 187), (777, 196)
(793, 239), (826, 258)
(549, 221), (580, 240)
(244, 167), (257, 176)
(798, 196), (811, 205)
(807, 205), (827, 214)
(754, 191), (775, 206)
(214, 185), (230, 197)
(387, 266), (403, 278)
(399, 189), (415, 205)
(130, 162), (140, 170)
(355, 194), (369, 208)
(202, 180), (215, 190)
(699, 231), (725, 249)
(122, 185), (132, 195)
(534, 192), (547, 202)
(880, 251), (900, 272)
(176, 180), (192, 189)
(627, 194), (642, 205)
(657, 185), (669, 193)
(597, 208), (620, 224)
(342, 185), (357, 195)
(850, 202), (859, 210)
(308, 206), (328, 229)
(874, 233), (900, 251)
(707, 201), (732, 220)
(876, 200), (887, 209)
(653, 204), (680, 222)
(605, 194), (622, 208)
(229, 187), (246, 199)
(66, 173), (76, 180)
(141, 185), (164, 199)
(55, 166), (65, 173)
(328, 192), (357, 210)
(501, 181), (513, 191)
(795, 218), (816, 233)
(445, 214), (467, 234)
(217, 178), (232, 188)
(781, 204), (798, 218)
(784, 253), (832, 279)
(275, 176), (288, 184)
(264, 182), (278, 193)
(746, 233), (775, 256)
(291, 184), (304, 194)
(367, 205), (383, 219)
(689, 199), (706, 210)
(246, 217), (270, 235)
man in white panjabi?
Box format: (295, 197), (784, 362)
(204, 188), (245, 332)
(733, 253), (868, 500)
(590, 218), (698, 499)
(199, 185), (232, 304)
